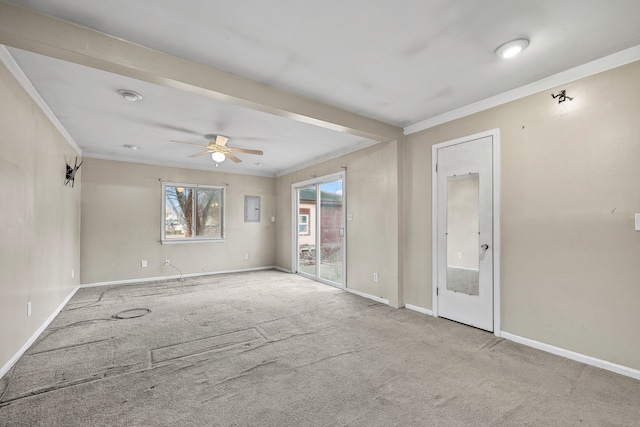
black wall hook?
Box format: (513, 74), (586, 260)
(65, 157), (83, 187)
(551, 90), (573, 103)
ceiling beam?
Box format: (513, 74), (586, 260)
(0, 1), (402, 142)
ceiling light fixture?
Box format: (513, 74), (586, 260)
(117, 89), (143, 102)
(123, 144), (140, 150)
(495, 38), (529, 59)
(211, 152), (225, 162)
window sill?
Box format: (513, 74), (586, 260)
(161, 238), (226, 245)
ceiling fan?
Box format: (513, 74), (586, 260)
(169, 135), (263, 163)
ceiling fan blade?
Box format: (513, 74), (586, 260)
(170, 139), (206, 148)
(216, 135), (229, 147)
(188, 150), (214, 158)
(227, 148), (263, 155)
(225, 153), (242, 163)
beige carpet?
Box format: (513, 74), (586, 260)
(1, 270), (639, 426)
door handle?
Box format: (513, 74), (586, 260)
(339, 228), (344, 237)
(481, 244), (489, 251)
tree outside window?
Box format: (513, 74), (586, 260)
(163, 183), (224, 241)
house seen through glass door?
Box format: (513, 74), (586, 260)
(294, 173), (345, 286)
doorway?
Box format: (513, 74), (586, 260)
(432, 130), (500, 334)
(292, 172), (346, 287)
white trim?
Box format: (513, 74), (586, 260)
(405, 44), (640, 135)
(0, 286), (80, 380)
(276, 139), (379, 177)
(492, 130), (502, 338)
(80, 266), (276, 288)
(84, 153), (276, 178)
(292, 171), (346, 189)
(431, 143), (439, 317)
(161, 181), (226, 243)
(273, 266), (293, 274)
(446, 265), (479, 272)
(404, 304), (434, 316)
(291, 184), (298, 273)
(431, 129), (501, 336)
(0, 45), (82, 155)
(501, 331), (640, 381)
(291, 171), (346, 283)
(345, 287), (389, 305)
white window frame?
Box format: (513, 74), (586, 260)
(298, 213), (310, 235)
(161, 181), (226, 244)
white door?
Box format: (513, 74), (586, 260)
(436, 135), (494, 331)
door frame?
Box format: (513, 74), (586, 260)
(291, 171), (347, 289)
(431, 129), (501, 337)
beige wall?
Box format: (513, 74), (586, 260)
(275, 141), (402, 307)
(403, 60), (640, 370)
(0, 62), (81, 371)
(81, 159), (276, 284)
(3, 39), (639, 378)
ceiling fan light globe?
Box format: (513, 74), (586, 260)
(211, 152), (225, 162)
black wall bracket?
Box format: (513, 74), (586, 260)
(551, 90), (573, 103)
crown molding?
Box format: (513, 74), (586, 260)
(404, 44), (640, 135)
(0, 45), (82, 154)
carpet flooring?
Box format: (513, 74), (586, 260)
(1, 270), (639, 426)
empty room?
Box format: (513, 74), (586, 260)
(1, 1), (640, 425)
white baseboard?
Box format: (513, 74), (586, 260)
(81, 266), (277, 288)
(0, 286), (80, 380)
(345, 288), (389, 305)
(273, 266), (293, 273)
(404, 304), (434, 316)
(501, 331), (640, 381)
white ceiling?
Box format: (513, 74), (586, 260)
(5, 0), (640, 176)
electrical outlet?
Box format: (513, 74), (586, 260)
(141, 260), (147, 268)
(373, 273), (379, 282)
(27, 302), (32, 317)
(244, 253), (249, 260)
(165, 259), (170, 265)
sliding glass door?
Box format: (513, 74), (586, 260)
(294, 172), (345, 287)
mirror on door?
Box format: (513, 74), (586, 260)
(446, 174), (479, 296)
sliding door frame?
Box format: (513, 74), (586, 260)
(291, 171), (346, 289)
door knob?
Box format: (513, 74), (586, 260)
(481, 244), (489, 251)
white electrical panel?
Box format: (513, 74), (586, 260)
(244, 196), (260, 222)
(635, 213), (640, 231)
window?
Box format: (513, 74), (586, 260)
(299, 213), (310, 235)
(162, 182), (225, 242)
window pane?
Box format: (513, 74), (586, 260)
(299, 214), (309, 235)
(163, 184), (224, 241)
(165, 186), (192, 239)
(195, 188), (222, 238)
(319, 180), (343, 285)
(298, 188), (316, 275)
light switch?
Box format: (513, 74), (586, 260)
(635, 213), (640, 231)
(347, 213), (353, 221)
